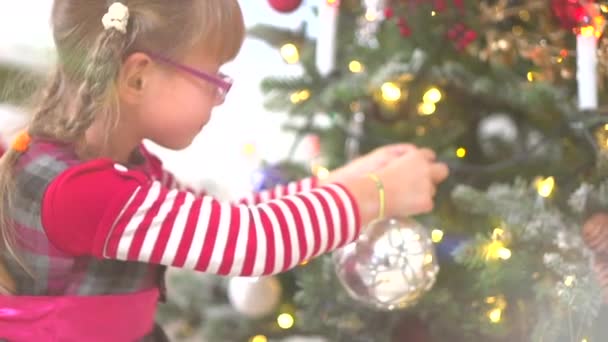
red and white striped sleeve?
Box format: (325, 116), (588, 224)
(42, 160), (361, 276)
(236, 177), (318, 205)
(140, 144), (318, 204)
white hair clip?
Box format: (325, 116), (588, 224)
(102, 2), (130, 34)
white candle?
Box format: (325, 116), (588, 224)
(577, 29), (598, 110)
(316, 0), (340, 76)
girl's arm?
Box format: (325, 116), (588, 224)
(41, 159), (362, 277)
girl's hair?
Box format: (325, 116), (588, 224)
(0, 0), (245, 272)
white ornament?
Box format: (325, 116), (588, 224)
(227, 276), (282, 318)
(477, 113), (518, 156)
(102, 2), (130, 34)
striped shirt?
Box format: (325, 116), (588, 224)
(42, 154), (361, 277)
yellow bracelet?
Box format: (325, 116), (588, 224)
(367, 173), (385, 220)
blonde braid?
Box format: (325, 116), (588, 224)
(64, 26), (129, 141)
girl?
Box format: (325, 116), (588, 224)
(0, 1), (448, 341)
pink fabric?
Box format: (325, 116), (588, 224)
(0, 287), (159, 341)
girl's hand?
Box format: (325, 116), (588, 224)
(336, 146), (449, 225)
(376, 148), (449, 216)
(323, 144), (417, 183)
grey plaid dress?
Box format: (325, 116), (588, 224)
(2, 140), (169, 341)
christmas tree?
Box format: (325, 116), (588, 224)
(157, 0), (608, 341)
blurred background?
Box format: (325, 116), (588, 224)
(4, 1), (608, 341)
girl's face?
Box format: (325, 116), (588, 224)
(129, 41), (231, 151)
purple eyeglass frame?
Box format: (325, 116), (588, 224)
(144, 51), (233, 101)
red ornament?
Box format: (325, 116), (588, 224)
(268, 0), (303, 13)
(400, 25), (412, 37)
(384, 7), (395, 19)
(551, 0), (596, 31)
(464, 30), (477, 43)
(447, 23), (466, 40)
(397, 17), (412, 37)
(446, 23), (476, 51)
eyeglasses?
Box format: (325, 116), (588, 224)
(145, 51), (233, 104)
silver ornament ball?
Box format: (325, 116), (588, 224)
(333, 217), (439, 311)
(227, 276), (282, 318)
(477, 113), (518, 156)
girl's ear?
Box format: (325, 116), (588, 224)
(117, 52), (152, 104)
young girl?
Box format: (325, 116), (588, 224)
(0, 1), (448, 341)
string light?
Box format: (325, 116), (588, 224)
(580, 26), (595, 38)
(579, 15), (605, 38)
(290, 90), (311, 104)
(277, 313), (295, 329)
(485, 241), (503, 260)
(492, 228), (505, 240)
(486, 295), (507, 323)
(418, 102), (436, 115)
(497, 248), (512, 260)
(485, 241), (511, 261)
(431, 229), (444, 243)
(423, 88), (442, 104)
(527, 71), (539, 82)
(485, 226), (512, 261)
(564, 275), (576, 287)
(250, 335), (268, 342)
(488, 308), (502, 323)
(535, 176), (555, 198)
(456, 147), (467, 158)
(381, 82), (402, 102)
(280, 43), (300, 64)
(316, 167), (330, 179)
(311, 164), (330, 180)
(349, 60), (364, 73)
